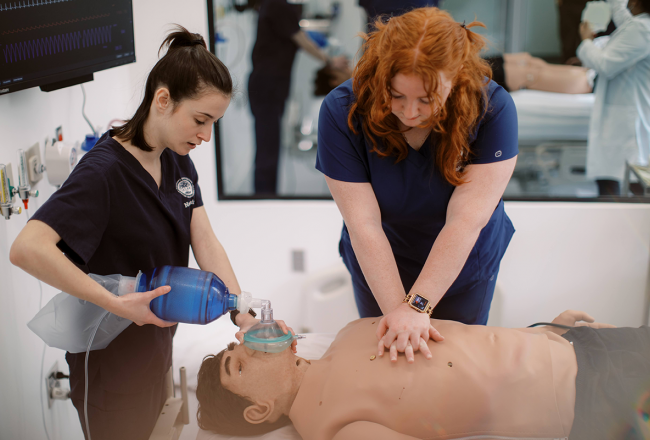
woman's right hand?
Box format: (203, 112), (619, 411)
(107, 286), (177, 328)
(376, 303), (444, 363)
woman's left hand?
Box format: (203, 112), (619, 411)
(376, 303), (444, 363)
(580, 21), (594, 41)
(234, 313), (298, 353)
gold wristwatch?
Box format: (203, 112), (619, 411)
(403, 293), (434, 316)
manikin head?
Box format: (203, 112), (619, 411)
(196, 342), (310, 436)
(113, 25), (232, 155)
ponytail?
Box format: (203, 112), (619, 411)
(113, 25), (232, 151)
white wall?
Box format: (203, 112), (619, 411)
(1, 1), (650, 440)
(0, 1), (211, 439)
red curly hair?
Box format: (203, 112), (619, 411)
(348, 8), (492, 186)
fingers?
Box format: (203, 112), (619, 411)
(381, 328), (398, 350)
(276, 319), (290, 334)
(389, 342), (398, 362)
(404, 343), (415, 364)
(429, 326), (444, 342)
(235, 331), (244, 343)
(376, 317), (388, 341)
(378, 339), (385, 357)
(395, 332), (411, 353)
(565, 310), (594, 323)
(150, 285), (171, 299)
(419, 337), (432, 359)
(576, 321), (617, 329)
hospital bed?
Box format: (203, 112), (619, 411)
(508, 90), (595, 194)
(510, 89), (594, 144)
(149, 366), (190, 440)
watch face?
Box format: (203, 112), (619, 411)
(411, 295), (429, 312)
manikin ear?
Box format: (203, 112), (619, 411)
(152, 88), (172, 114)
(243, 401), (275, 424)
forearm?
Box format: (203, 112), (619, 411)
(191, 235), (241, 296)
(410, 221), (482, 307)
(292, 30), (328, 63)
(10, 224), (115, 309)
(348, 226), (406, 313)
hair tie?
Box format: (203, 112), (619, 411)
(460, 20), (467, 30)
(178, 38), (204, 48)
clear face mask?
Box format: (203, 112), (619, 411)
(243, 301), (300, 353)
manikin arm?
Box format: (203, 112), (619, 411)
(514, 310), (616, 336)
(332, 422), (420, 440)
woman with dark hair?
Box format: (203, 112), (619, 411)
(10, 26), (271, 440)
(316, 8), (519, 362)
(577, 0), (650, 196)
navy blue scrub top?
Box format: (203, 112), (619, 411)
(31, 130), (203, 398)
(251, 0), (302, 79)
(359, 0), (440, 19)
(316, 79), (517, 293)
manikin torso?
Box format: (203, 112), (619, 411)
(290, 318), (577, 440)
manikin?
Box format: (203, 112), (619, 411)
(196, 310), (650, 440)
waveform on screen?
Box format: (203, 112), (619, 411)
(2, 14), (111, 35)
(2, 25), (112, 63)
(0, 0), (72, 11)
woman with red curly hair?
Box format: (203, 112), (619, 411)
(316, 8), (518, 362)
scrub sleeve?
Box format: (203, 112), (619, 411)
(249, 0), (301, 193)
(359, 0), (440, 27)
(31, 130), (203, 440)
(316, 79), (518, 324)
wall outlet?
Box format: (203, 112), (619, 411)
(292, 249), (305, 272)
(25, 142), (44, 185)
(45, 361), (58, 409)
(45, 361), (70, 407)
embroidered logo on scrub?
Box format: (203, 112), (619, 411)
(176, 177), (195, 198)
(495, 150), (502, 158)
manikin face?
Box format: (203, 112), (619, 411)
(220, 342), (310, 422)
(390, 71), (453, 128)
(154, 88), (230, 156)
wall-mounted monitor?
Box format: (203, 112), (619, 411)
(0, 0), (136, 95)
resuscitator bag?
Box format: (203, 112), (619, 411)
(27, 274), (138, 353)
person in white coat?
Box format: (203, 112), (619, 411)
(578, 0), (650, 196)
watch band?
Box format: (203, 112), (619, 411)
(403, 293), (434, 317)
(230, 308), (257, 327)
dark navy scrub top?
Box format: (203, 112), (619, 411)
(316, 79), (517, 295)
(251, 0), (302, 80)
(359, 0), (440, 19)
(32, 130), (203, 399)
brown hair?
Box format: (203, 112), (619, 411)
(349, 8), (492, 186)
(113, 25), (233, 152)
(196, 343), (292, 436)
